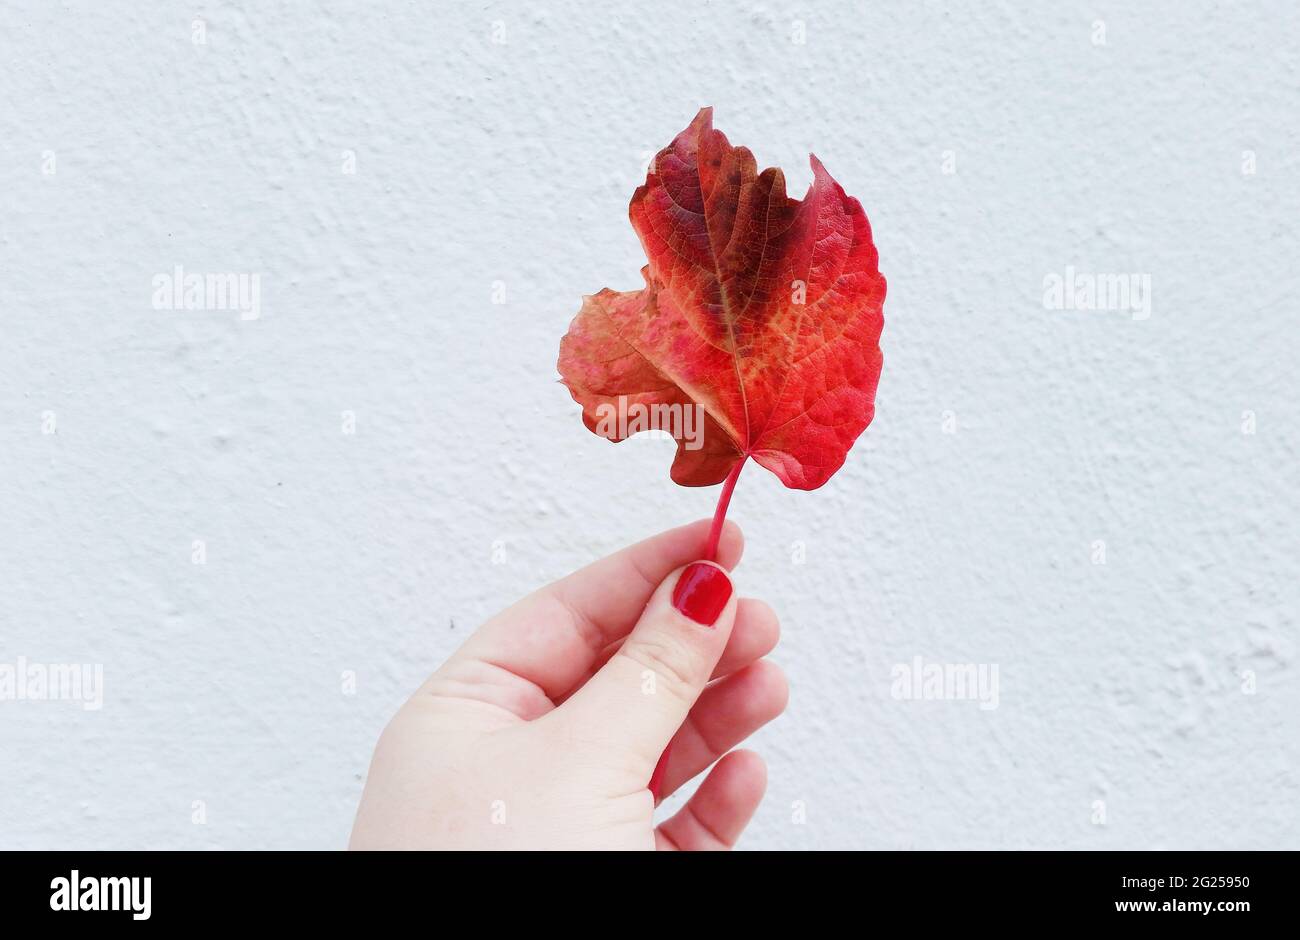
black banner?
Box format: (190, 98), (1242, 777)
(0, 851), (1287, 926)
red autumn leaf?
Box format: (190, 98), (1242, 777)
(558, 108), (886, 491)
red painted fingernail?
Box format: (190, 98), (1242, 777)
(671, 562), (732, 626)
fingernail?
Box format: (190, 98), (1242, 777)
(672, 562), (733, 627)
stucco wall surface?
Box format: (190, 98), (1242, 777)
(1, 1), (1296, 849)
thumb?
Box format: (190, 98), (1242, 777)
(558, 561), (737, 772)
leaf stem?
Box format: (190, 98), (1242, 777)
(704, 458), (746, 561)
(650, 458), (747, 802)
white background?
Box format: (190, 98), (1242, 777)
(1, 1), (1296, 849)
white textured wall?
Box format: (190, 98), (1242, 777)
(2, 1), (1297, 850)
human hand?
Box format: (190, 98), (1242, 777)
(348, 520), (787, 850)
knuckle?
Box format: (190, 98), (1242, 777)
(743, 597), (780, 635)
(619, 632), (701, 705)
(754, 597), (779, 627)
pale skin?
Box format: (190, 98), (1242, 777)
(349, 519), (788, 850)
